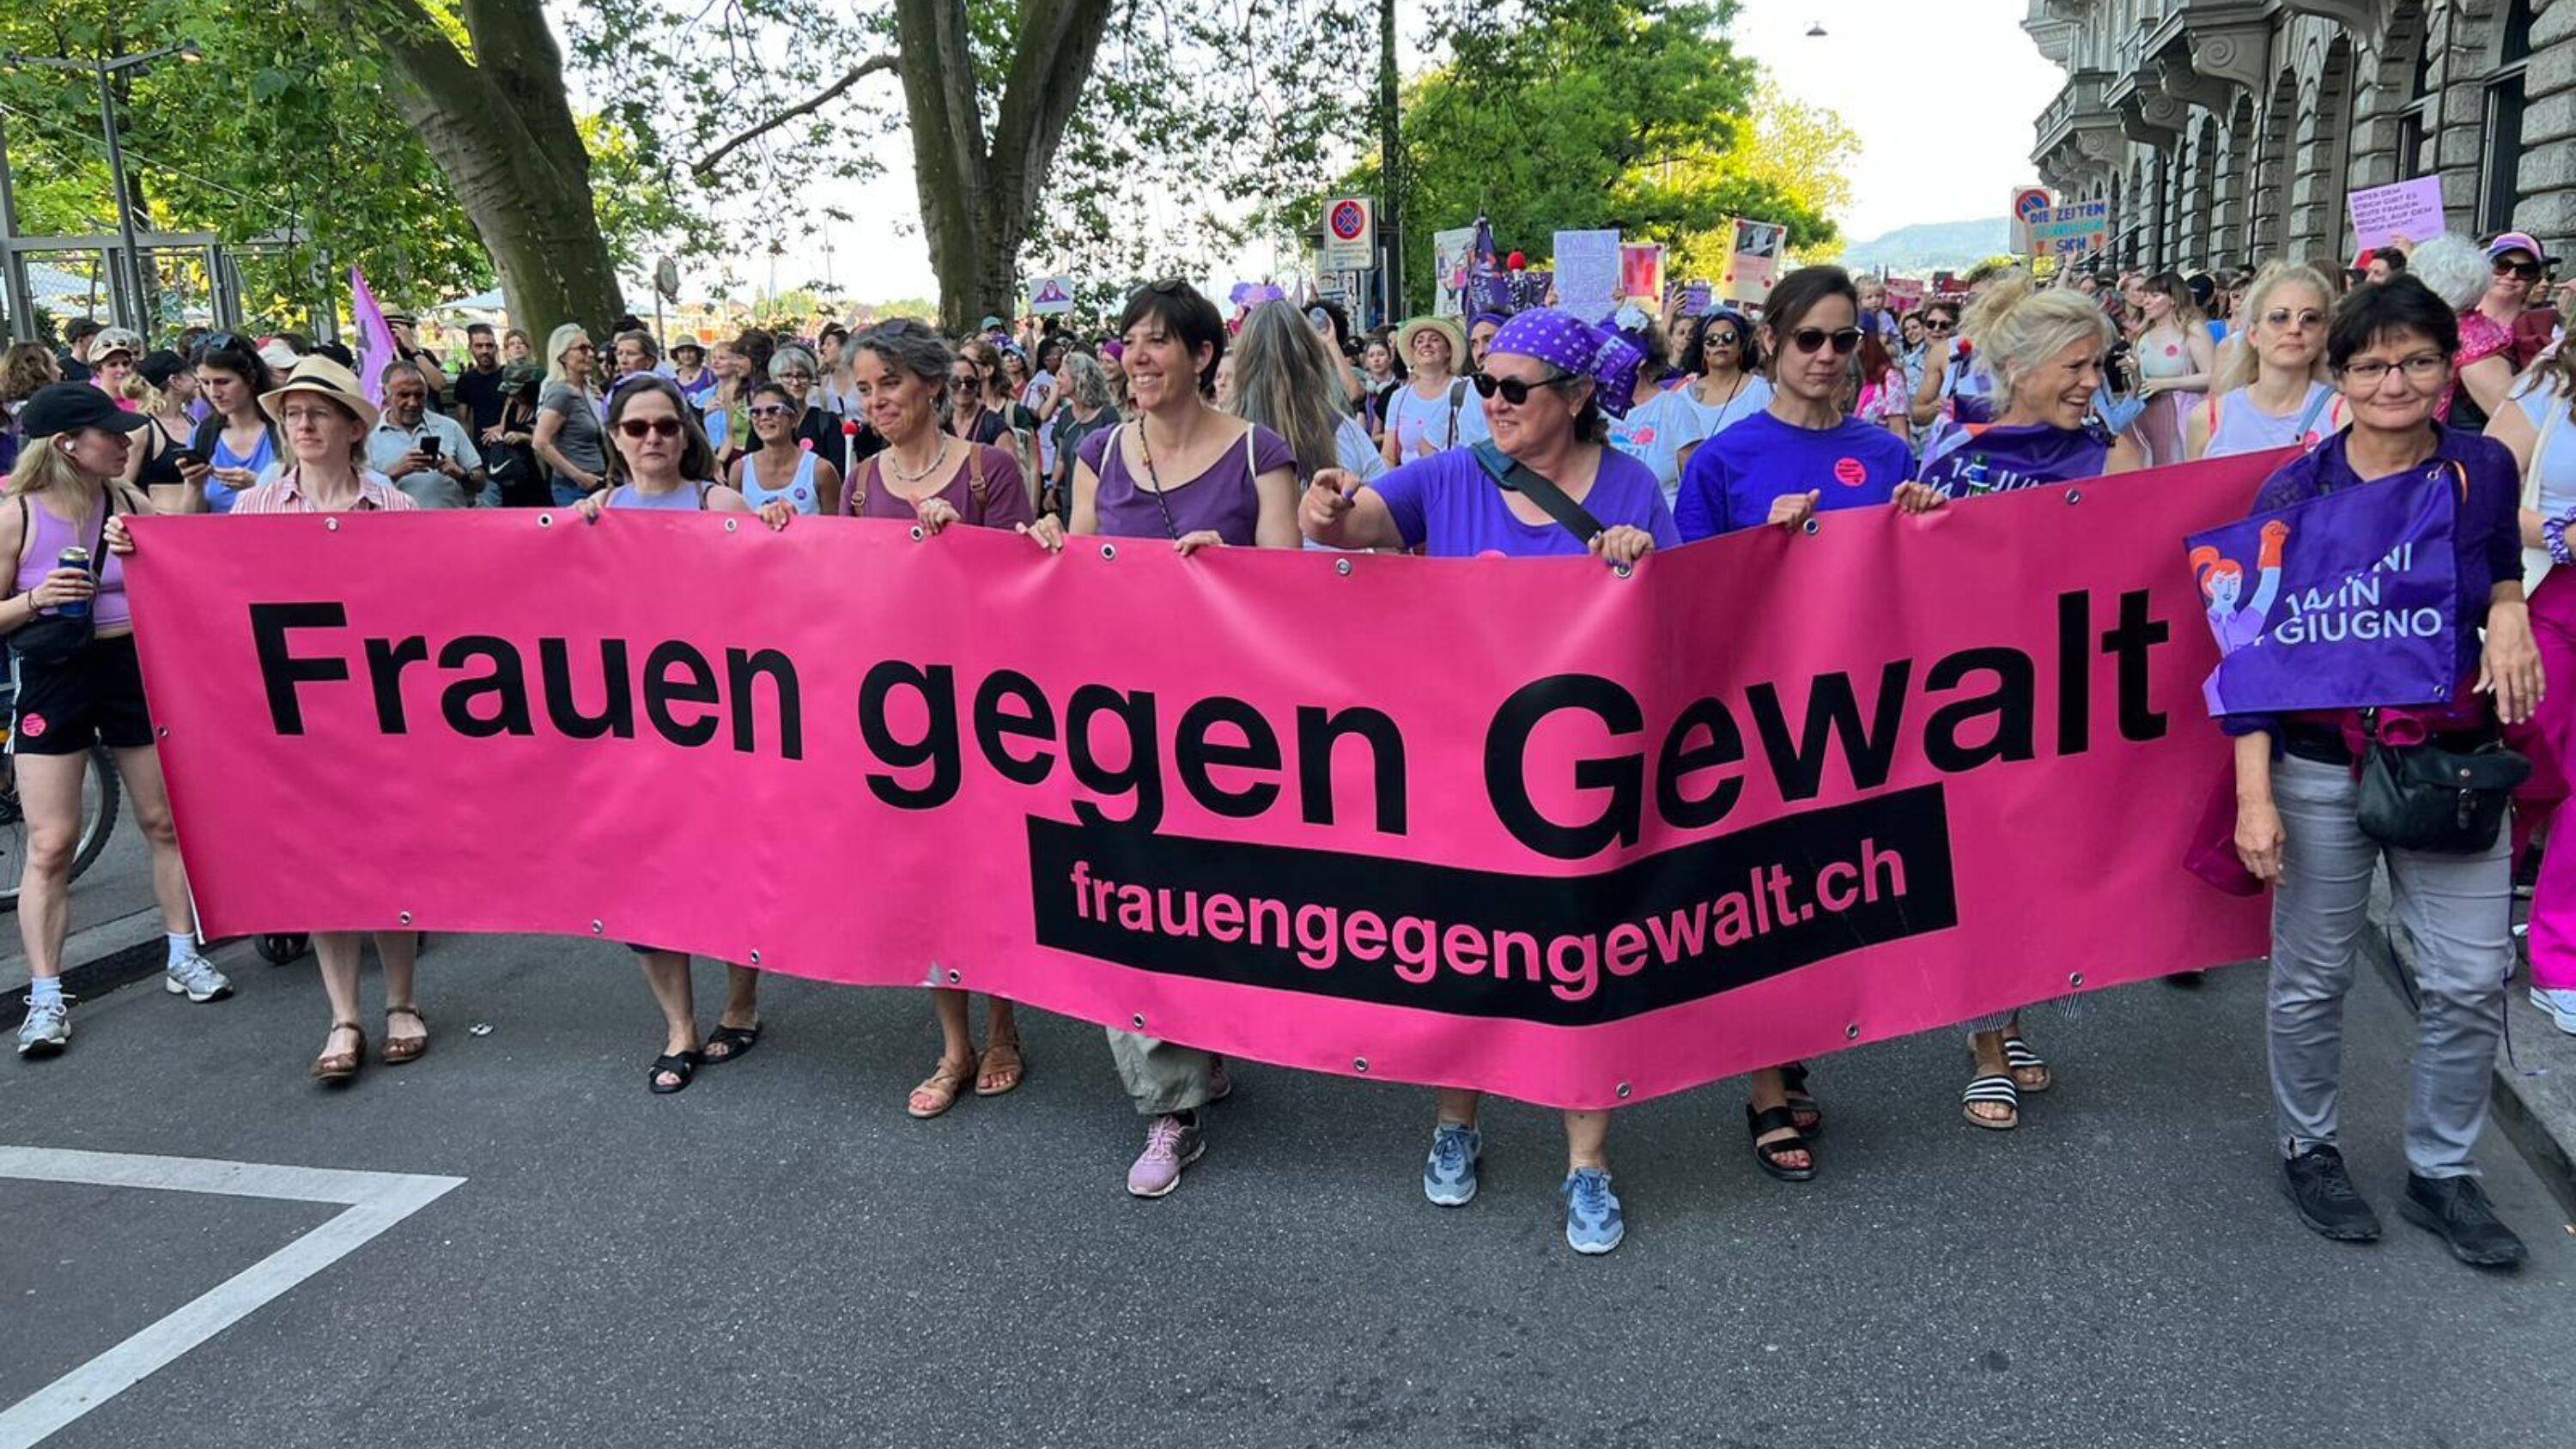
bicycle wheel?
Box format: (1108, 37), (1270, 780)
(0, 745), (116, 912)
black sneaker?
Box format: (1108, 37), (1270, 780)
(2280, 1146), (2382, 1242)
(2398, 1173), (2527, 1269)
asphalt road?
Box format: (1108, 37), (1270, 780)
(4, 935), (2572, 1449)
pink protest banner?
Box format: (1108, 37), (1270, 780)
(125, 454), (2275, 1109)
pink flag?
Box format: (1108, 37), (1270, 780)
(349, 266), (400, 407)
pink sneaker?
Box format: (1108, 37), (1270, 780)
(1126, 1113), (1205, 1197)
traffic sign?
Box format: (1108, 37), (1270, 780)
(1322, 197), (1376, 273)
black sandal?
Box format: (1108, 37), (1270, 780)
(702, 1023), (761, 1064)
(1778, 1061), (1823, 1138)
(1746, 1103), (1817, 1182)
(648, 1050), (702, 1094)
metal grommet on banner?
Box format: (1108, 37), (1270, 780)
(1801, 518), (1821, 537)
(155, 726), (167, 738)
(946, 968), (961, 985)
(398, 912), (413, 926)
(1335, 558), (1352, 577)
(538, 512), (554, 528)
(724, 517), (739, 533)
(1100, 543), (1118, 561)
(1615, 1082), (1632, 1100)
(1131, 1012), (1145, 1030)
(1613, 563), (1633, 579)
(1353, 1057), (1370, 1073)
(590, 920), (604, 936)
(909, 525), (925, 542)
(749, 949), (762, 966)
(1845, 1023), (1861, 1040)
(2069, 971), (2086, 988)
(2065, 490), (2083, 505)
(324, 517), (339, 532)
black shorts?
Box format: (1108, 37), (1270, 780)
(8, 633), (154, 755)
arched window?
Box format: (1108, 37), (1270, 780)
(2479, 0), (2535, 234)
(2394, 11), (2435, 181)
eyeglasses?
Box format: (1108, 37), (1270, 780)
(1705, 332), (1741, 349)
(1789, 327), (1862, 356)
(1471, 373), (1571, 405)
(616, 417), (684, 439)
(777, 370), (813, 383)
(1923, 318), (1956, 334)
(2337, 353), (2449, 385)
(747, 403), (791, 419)
(2495, 258), (2543, 282)
(950, 378), (978, 391)
(2262, 308), (2327, 330)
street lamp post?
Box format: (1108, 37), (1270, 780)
(2, 42), (201, 331)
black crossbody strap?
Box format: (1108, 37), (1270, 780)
(1470, 440), (1604, 545)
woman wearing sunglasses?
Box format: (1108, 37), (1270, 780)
(2482, 232), (2556, 370)
(1020, 281), (1299, 1199)
(2185, 264), (2347, 461)
(571, 377), (796, 1093)
(1624, 308), (1771, 508)
(1899, 278), (2142, 1131)
(1302, 308), (1669, 1255)
(727, 381), (841, 516)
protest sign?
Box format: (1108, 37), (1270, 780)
(1552, 230), (1621, 324)
(1886, 278), (1926, 312)
(2187, 462), (2461, 716)
(1433, 227), (1477, 318)
(2347, 177), (2446, 252)
(2027, 201), (2111, 259)
(1721, 219), (1786, 303)
(2009, 185), (2053, 256)
(1513, 270), (1553, 312)
(1682, 281), (1713, 317)
(130, 452), (2275, 1110)
(1619, 245), (1665, 307)
(1028, 276), (1076, 316)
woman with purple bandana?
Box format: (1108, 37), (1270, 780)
(1303, 308), (1668, 1255)
(1021, 281), (1300, 1200)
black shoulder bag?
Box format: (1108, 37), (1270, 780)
(8, 493), (115, 667)
(1468, 440), (1604, 546)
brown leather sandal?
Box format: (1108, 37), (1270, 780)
(312, 1022), (365, 1083)
(974, 1040), (1025, 1096)
(382, 1005), (428, 1065)
(907, 1055), (976, 1119)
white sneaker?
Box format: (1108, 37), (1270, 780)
(164, 954), (234, 1003)
(15, 997), (70, 1058)
(2532, 985), (2576, 1035)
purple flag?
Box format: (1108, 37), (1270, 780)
(2185, 470), (2461, 716)
(349, 267), (400, 408)
(1465, 217), (1515, 317)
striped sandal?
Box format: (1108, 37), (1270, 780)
(2002, 1035), (2052, 1094)
(1961, 1073), (2020, 1131)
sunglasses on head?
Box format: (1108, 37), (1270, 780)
(1471, 373), (1570, 404)
(1788, 327), (1862, 356)
(616, 417), (683, 439)
(2495, 258), (2543, 281)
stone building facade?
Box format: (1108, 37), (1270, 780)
(2024, 0), (2573, 272)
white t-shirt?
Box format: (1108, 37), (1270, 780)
(1024, 373), (1058, 477)
(2514, 373), (2576, 518)
(1384, 377), (1491, 460)
(1613, 375), (1773, 506)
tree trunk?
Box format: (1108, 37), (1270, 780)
(323, 0), (625, 342)
(891, 0), (1114, 334)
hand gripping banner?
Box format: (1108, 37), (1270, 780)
(125, 452), (2281, 1109)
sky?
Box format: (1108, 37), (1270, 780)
(658, 0), (2067, 306)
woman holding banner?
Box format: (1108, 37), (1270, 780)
(2130, 272), (2215, 467)
(2185, 264), (2347, 461)
(2489, 331), (2576, 1036)
(572, 377), (798, 1094)
(728, 382), (841, 516)
(6, 384), (231, 1061)
(1899, 278), (2142, 1129)
(1019, 281), (1299, 1198)
(1300, 308), (1669, 1254)
(2229, 275), (2537, 1269)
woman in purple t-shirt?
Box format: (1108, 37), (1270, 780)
(1303, 308), (1662, 1256)
(1021, 281), (1298, 1201)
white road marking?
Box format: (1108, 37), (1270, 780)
(0, 1146), (464, 1449)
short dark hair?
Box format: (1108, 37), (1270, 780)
(1117, 281), (1227, 396)
(603, 375), (718, 483)
(466, 323), (495, 339)
(64, 318), (104, 343)
(1760, 265), (1860, 344)
(2327, 275), (2459, 373)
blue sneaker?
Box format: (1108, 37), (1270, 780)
(1560, 1167), (1625, 1254)
(1423, 1123), (1481, 1206)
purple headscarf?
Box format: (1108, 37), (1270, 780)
(1487, 308), (1647, 419)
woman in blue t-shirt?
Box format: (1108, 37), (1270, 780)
(1303, 309), (1664, 1256)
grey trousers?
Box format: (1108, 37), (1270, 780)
(2268, 755), (2511, 1179)
(1105, 1029), (1218, 1117)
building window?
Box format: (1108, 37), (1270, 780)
(2480, 0), (2534, 233)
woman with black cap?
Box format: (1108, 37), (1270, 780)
(122, 351), (201, 513)
(6, 384), (232, 1060)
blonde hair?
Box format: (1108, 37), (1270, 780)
(1229, 300), (1346, 483)
(2213, 263), (2336, 394)
(544, 323), (595, 391)
(6, 430), (107, 500)
(1965, 276), (2117, 397)
(1959, 267), (2033, 347)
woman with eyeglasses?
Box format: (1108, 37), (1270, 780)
(569, 377), (794, 1093)
(1380, 316), (1490, 467)
(179, 343), (283, 513)
(2227, 275), (2537, 1269)
(2129, 271), (2217, 467)
(2479, 233), (2555, 370)
(1020, 280), (1299, 1199)
(1302, 307), (1669, 1254)
(532, 324), (608, 506)
(766, 344), (850, 458)
(2185, 264), (2347, 462)
(727, 381), (841, 516)
(1899, 278), (2143, 1131)
(2405, 234), (2524, 432)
